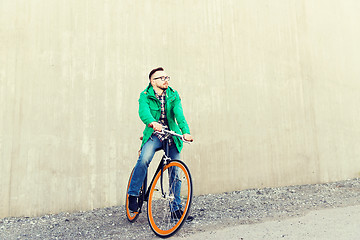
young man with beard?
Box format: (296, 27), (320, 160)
(127, 67), (194, 220)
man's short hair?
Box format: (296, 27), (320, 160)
(149, 67), (164, 80)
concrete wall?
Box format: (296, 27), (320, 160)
(1, 0), (360, 218)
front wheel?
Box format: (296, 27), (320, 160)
(147, 160), (193, 238)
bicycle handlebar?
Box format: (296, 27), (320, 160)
(148, 123), (193, 143)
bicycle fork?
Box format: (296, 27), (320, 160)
(160, 155), (172, 198)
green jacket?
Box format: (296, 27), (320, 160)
(139, 84), (190, 152)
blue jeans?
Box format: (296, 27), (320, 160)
(128, 135), (182, 211)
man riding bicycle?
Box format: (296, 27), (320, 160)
(127, 67), (194, 220)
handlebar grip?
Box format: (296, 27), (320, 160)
(182, 137), (193, 143)
(148, 122), (164, 132)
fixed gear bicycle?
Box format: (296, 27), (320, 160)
(125, 126), (193, 238)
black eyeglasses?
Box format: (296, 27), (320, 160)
(153, 76), (170, 81)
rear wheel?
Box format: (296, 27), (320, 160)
(125, 168), (144, 222)
(147, 160), (193, 238)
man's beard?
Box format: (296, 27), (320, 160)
(159, 85), (168, 90)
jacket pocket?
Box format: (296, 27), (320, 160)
(149, 105), (160, 120)
(149, 105), (160, 110)
(166, 96), (176, 110)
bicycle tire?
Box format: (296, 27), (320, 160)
(147, 160), (193, 238)
(125, 168), (143, 222)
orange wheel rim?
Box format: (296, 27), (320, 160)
(148, 162), (191, 236)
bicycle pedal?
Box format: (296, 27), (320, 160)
(130, 209), (141, 214)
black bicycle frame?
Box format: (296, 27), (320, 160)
(142, 138), (171, 203)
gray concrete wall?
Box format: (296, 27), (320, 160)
(1, 0), (360, 218)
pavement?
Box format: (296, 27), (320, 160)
(172, 205), (360, 240)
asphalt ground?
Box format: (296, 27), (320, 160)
(172, 205), (360, 240)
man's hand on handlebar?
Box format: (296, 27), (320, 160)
(149, 122), (163, 132)
(148, 122), (194, 142)
(183, 134), (194, 142)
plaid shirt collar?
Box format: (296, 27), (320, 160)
(153, 89), (172, 144)
(154, 89), (167, 125)
(154, 90), (166, 103)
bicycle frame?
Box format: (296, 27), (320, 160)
(139, 128), (187, 211)
(143, 138), (172, 203)
(126, 126), (193, 236)
(133, 126), (191, 215)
